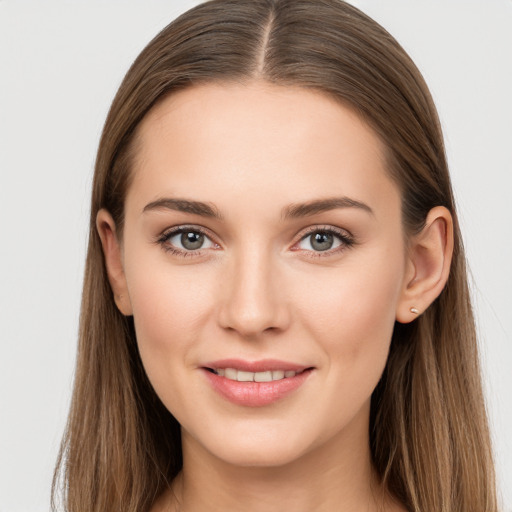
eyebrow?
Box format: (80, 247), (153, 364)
(142, 195), (373, 220)
(282, 197), (373, 219)
(143, 198), (223, 219)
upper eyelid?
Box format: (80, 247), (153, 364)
(159, 224), (215, 239)
(296, 225), (353, 240)
(158, 223), (351, 236)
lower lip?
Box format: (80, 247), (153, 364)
(202, 368), (313, 407)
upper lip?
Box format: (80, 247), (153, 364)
(202, 358), (312, 373)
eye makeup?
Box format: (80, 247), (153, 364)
(155, 223), (356, 260)
(156, 225), (220, 258)
(291, 225), (356, 259)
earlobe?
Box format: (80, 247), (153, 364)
(96, 209), (133, 316)
(396, 206), (453, 323)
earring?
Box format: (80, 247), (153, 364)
(410, 307), (419, 315)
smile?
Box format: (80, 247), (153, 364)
(201, 359), (314, 407)
(208, 368), (303, 382)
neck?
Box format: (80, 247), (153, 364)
(156, 404), (402, 512)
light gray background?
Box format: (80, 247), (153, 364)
(0, 1), (511, 511)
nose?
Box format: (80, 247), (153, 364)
(217, 249), (290, 339)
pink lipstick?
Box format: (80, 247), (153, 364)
(201, 358), (314, 407)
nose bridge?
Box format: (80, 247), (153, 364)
(218, 243), (288, 337)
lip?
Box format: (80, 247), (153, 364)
(200, 359), (314, 407)
(202, 358), (310, 373)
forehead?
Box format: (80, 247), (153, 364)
(127, 81), (400, 220)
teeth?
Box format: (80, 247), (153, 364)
(237, 370), (254, 382)
(254, 371), (272, 382)
(272, 370), (285, 380)
(214, 368), (298, 382)
(224, 368), (237, 380)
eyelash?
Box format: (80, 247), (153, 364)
(156, 225), (216, 258)
(156, 225), (355, 259)
(292, 225), (355, 259)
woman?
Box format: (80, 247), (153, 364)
(52, 0), (499, 511)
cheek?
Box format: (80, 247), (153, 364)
(296, 253), (404, 387)
(124, 255), (215, 375)
(124, 261), (220, 423)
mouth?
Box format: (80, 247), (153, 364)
(201, 359), (315, 407)
(203, 367), (311, 382)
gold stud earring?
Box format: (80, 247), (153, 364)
(410, 307), (419, 315)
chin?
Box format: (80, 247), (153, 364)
(214, 442), (307, 468)
(187, 423), (314, 469)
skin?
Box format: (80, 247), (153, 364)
(98, 82), (453, 512)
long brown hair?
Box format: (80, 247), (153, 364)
(53, 1), (498, 511)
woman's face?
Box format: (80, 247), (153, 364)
(116, 82), (412, 467)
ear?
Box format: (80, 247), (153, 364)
(96, 209), (133, 316)
(396, 206), (454, 323)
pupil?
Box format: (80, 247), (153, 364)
(311, 232), (333, 251)
(181, 231), (204, 250)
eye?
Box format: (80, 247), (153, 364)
(171, 230), (210, 250)
(158, 226), (217, 254)
(295, 227), (354, 254)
